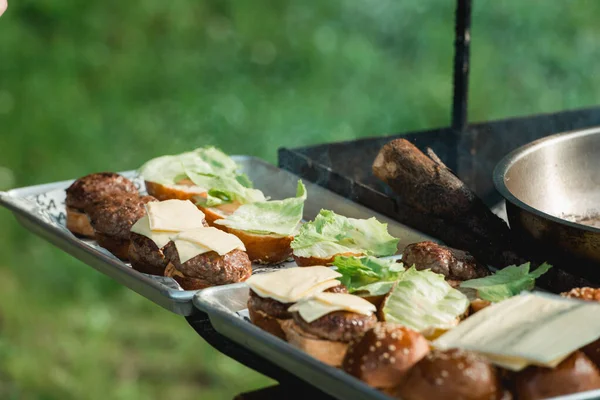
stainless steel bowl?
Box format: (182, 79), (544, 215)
(494, 127), (600, 281)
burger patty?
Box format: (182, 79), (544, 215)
(293, 310), (377, 342)
(87, 194), (157, 239)
(402, 241), (490, 281)
(66, 172), (138, 211)
(129, 232), (169, 269)
(248, 284), (349, 320)
(163, 243), (252, 286)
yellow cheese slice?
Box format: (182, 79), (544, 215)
(288, 293), (376, 323)
(433, 293), (600, 371)
(130, 215), (175, 249)
(172, 227), (246, 264)
(146, 199), (206, 232)
(246, 266), (343, 303)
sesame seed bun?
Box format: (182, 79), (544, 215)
(342, 323), (429, 389)
(514, 351), (600, 400)
(394, 349), (508, 400)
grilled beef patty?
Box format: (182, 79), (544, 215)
(402, 241), (490, 281)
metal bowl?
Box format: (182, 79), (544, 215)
(494, 127), (600, 281)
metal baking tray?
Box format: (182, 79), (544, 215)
(193, 282), (600, 400)
(0, 156), (433, 316)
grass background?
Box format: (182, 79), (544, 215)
(1, 0), (600, 398)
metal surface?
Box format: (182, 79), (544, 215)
(194, 284), (600, 400)
(193, 283), (391, 400)
(1, 156), (433, 316)
(494, 127), (600, 282)
(451, 0), (472, 134)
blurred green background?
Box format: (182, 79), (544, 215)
(1, 0), (600, 398)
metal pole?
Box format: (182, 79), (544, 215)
(451, 0), (472, 133)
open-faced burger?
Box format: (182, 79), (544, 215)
(162, 227), (252, 290)
(290, 210), (399, 267)
(65, 172), (138, 238)
(246, 266), (346, 340)
(129, 199), (207, 275)
(282, 292), (377, 367)
(86, 193), (157, 260)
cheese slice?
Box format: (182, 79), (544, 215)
(288, 293), (376, 323)
(130, 215), (174, 249)
(146, 199), (206, 232)
(246, 267), (342, 303)
(172, 227), (245, 264)
(251, 279), (341, 302)
(433, 293), (600, 371)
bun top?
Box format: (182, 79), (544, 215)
(561, 287), (600, 302)
(342, 323), (429, 389)
(515, 351), (600, 400)
(395, 348), (504, 400)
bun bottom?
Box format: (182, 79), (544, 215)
(95, 234), (130, 260)
(280, 320), (348, 367)
(248, 308), (287, 340)
(66, 207), (95, 238)
(293, 252), (364, 267)
(216, 225), (293, 265)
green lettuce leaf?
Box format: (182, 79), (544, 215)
(459, 262), (552, 303)
(186, 172), (266, 207)
(214, 181), (307, 235)
(290, 210), (399, 259)
(382, 267), (470, 332)
(138, 147), (258, 205)
(333, 256), (404, 296)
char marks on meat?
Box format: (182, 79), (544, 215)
(402, 241), (490, 281)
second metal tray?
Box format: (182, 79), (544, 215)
(193, 282), (600, 400)
(0, 156), (433, 316)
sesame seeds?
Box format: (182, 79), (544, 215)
(369, 346), (376, 352)
(434, 377), (444, 385)
(389, 357), (396, 364)
(360, 365), (366, 371)
(402, 348), (410, 355)
(441, 370), (449, 377)
(457, 362), (465, 370)
(388, 344), (396, 352)
(383, 352), (390, 359)
(348, 358), (354, 365)
(361, 355), (368, 361)
(375, 341), (382, 348)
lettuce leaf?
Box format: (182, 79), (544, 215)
(214, 181), (306, 235)
(186, 172), (266, 207)
(459, 262), (552, 303)
(333, 256), (404, 296)
(138, 147), (260, 205)
(382, 267), (470, 332)
(290, 210), (399, 259)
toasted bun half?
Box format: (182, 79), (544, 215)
(215, 225), (292, 264)
(248, 307), (287, 340)
(342, 323), (430, 389)
(95, 234), (130, 260)
(66, 207), (95, 238)
(144, 181), (205, 201)
(280, 319), (348, 367)
(293, 252), (364, 267)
